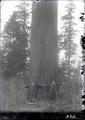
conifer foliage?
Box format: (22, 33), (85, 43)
(2, 1), (31, 77)
(61, 1), (77, 79)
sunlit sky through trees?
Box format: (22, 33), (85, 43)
(1, 0), (84, 64)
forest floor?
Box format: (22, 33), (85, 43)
(20, 101), (77, 112)
(0, 75), (81, 112)
(1, 100), (76, 112)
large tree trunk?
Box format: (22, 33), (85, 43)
(30, 1), (58, 85)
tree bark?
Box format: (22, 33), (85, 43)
(30, 1), (58, 85)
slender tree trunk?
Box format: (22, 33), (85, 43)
(30, 1), (58, 85)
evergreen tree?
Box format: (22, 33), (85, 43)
(61, 1), (77, 80)
(15, 0), (31, 33)
(60, 1), (82, 109)
(2, 1), (31, 77)
(29, 0), (58, 101)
